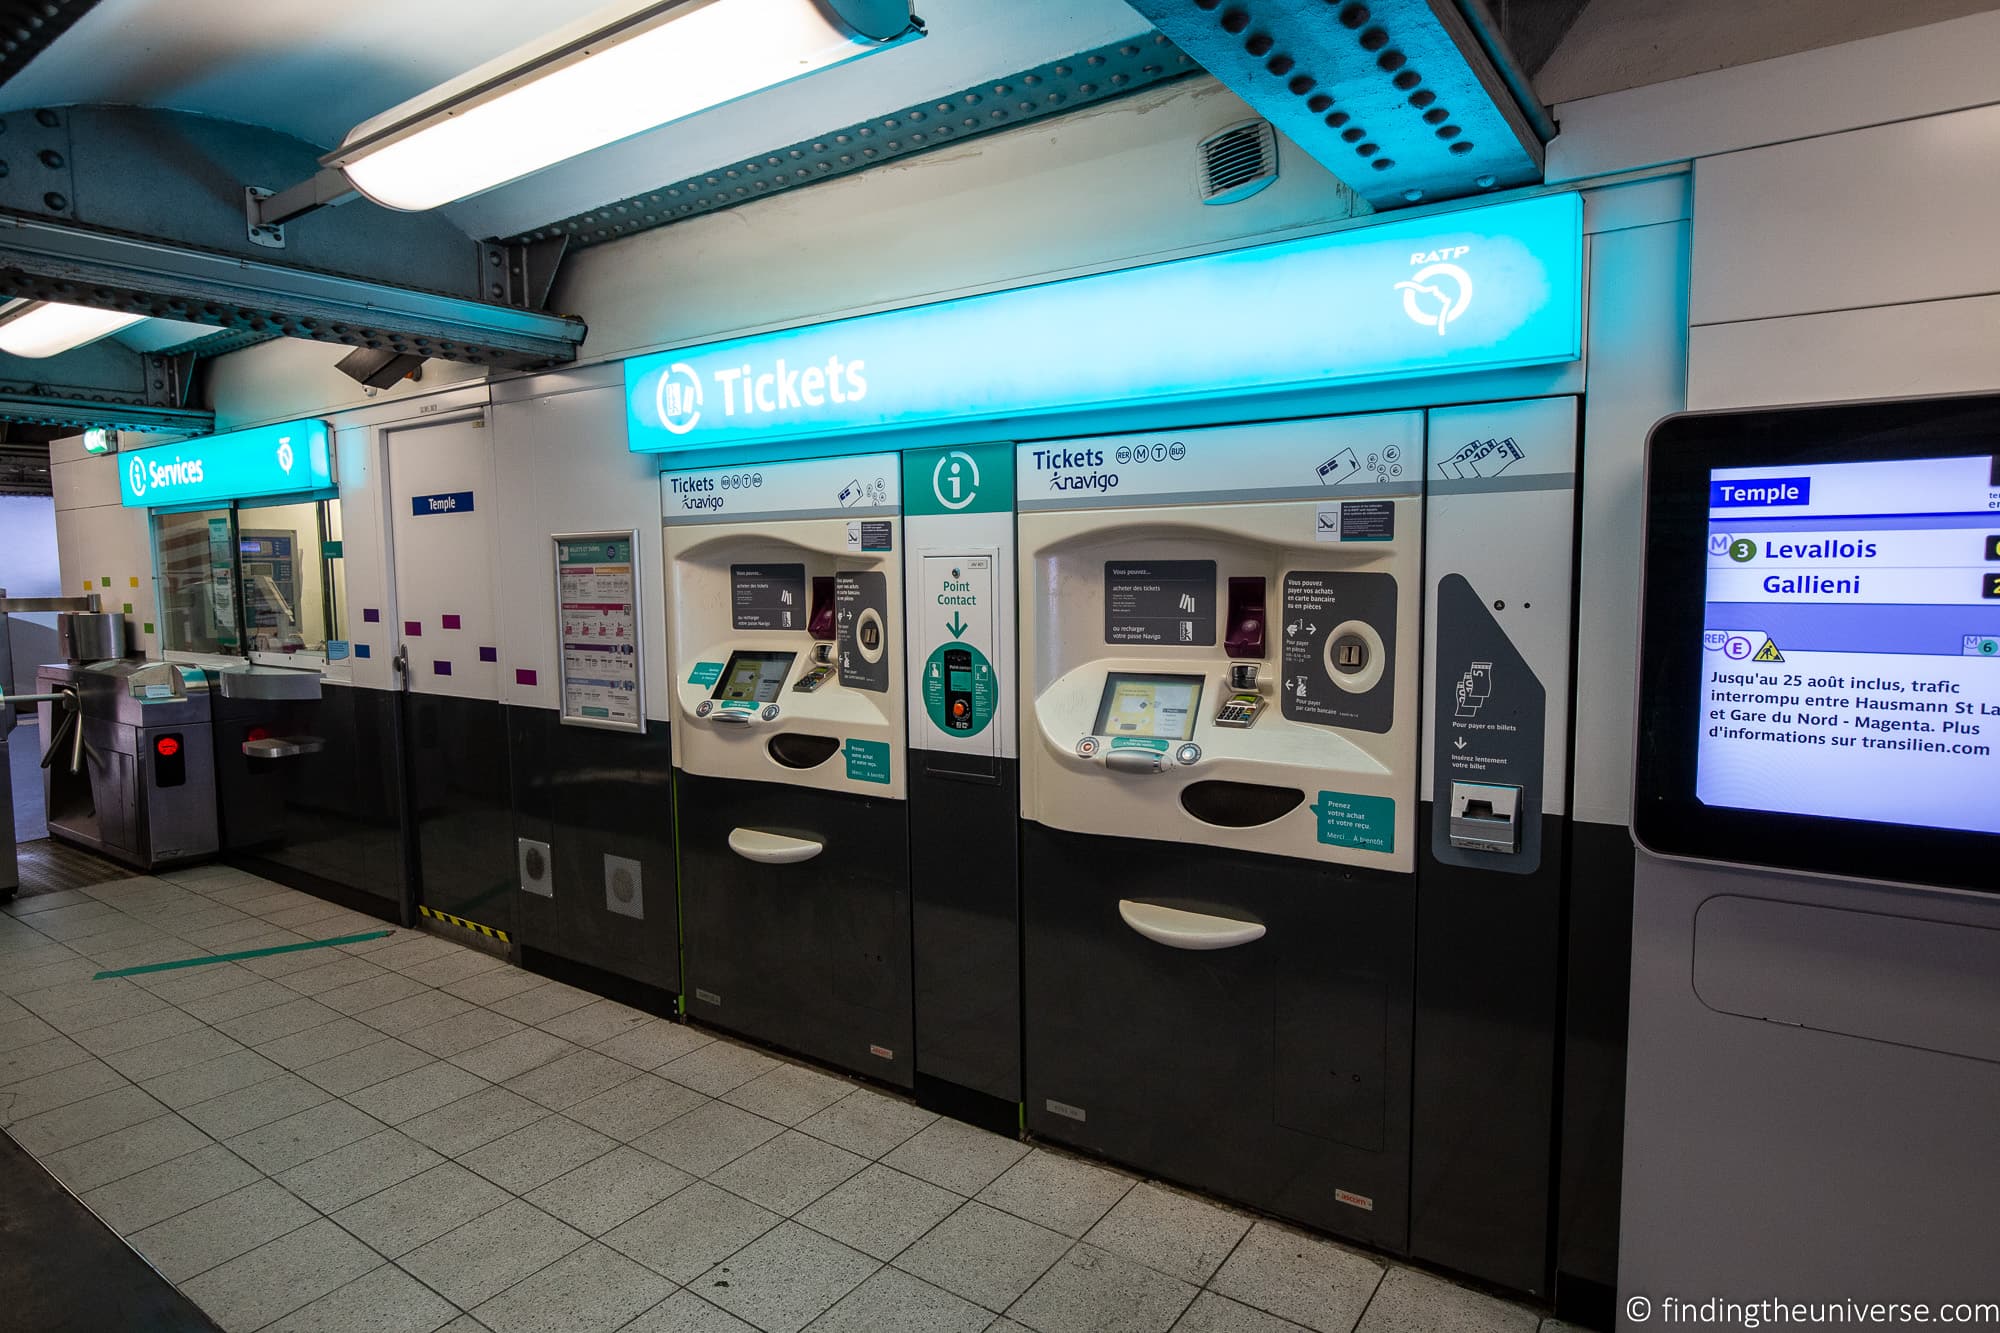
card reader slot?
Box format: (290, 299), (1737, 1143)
(1179, 781), (1304, 828)
(1118, 899), (1267, 951)
(767, 733), (840, 769)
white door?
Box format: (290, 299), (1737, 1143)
(385, 414), (501, 697)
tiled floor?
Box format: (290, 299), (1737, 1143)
(1, 864), (1579, 1333)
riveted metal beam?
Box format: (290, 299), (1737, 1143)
(0, 214), (587, 369)
(0, 2), (101, 91)
(502, 33), (1200, 249)
(0, 387), (212, 434)
(1128, 0), (1545, 208)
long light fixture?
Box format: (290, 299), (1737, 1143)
(0, 301), (148, 358)
(325, 0), (922, 212)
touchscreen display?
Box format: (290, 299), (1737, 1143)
(712, 651), (795, 704)
(1698, 455), (2000, 834)
(1093, 673), (1203, 740)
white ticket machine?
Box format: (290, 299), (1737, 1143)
(662, 454), (912, 1086)
(1018, 414), (1422, 1252)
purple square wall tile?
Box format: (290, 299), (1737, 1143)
(515, 669), (538, 686)
(442, 614), (462, 630)
(405, 621), (422, 636)
(479, 646), (498, 662)
(362, 608), (381, 623)
(434, 660), (452, 676)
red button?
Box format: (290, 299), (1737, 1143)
(155, 736), (180, 757)
(952, 701), (967, 716)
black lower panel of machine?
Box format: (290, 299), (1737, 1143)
(509, 707), (679, 997)
(1410, 805), (1566, 1297)
(214, 684), (406, 914)
(678, 772), (912, 1088)
(1022, 821), (1413, 1253)
(909, 755), (1020, 1106)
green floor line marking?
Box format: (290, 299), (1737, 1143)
(93, 929), (395, 979)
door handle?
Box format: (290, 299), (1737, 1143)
(728, 828), (823, 864)
(391, 645), (409, 688)
(1118, 900), (1266, 951)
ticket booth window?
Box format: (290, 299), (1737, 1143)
(153, 507), (239, 655)
(235, 497), (346, 657)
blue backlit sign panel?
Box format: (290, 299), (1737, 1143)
(119, 420), (334, 508)
(626, 193), (1582, 455)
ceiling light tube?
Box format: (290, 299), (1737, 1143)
(0, 301), (148, 358)
(327, 0), (922, 212)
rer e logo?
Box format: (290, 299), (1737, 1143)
(1396, 246), (1473, 337)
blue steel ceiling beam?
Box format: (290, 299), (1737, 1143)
(1126, 0), (1546, 207)
(0, 213), (586, 370)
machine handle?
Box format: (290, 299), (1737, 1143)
(728, 828), (824, 864)
(243, 736), (327, 759)
(1104, 749), (1170, 773)
(1117, 900), (1266, 951)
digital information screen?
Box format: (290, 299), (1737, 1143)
(949, 666), (973, 693)
(713, 651), (795, 704)
(1094, 673), (1203, 740)
(1698, 455), (2000, 834)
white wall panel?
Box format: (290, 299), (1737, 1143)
(1688, 294), (2000, 411)
(50, 447), (158, 655)
(1571, 209), (1691, 827)
(554, 77), (1365, 365)
(1546, 9), (2000, 182)
(206, 336), (490, 432)
(488, 375), (671, 723)
(1691, 105), (2000, 325)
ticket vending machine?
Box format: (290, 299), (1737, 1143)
(663, 453), (913, 1087)
(1621, 396), (2000, 1326)
(1019, 414), (1422, 1252)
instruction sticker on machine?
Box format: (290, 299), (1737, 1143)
(555, 535), (642, 731)
(731, 564), (806, 631)
(1280, 571), (1397, 734)
(1313, 792), (1395, 852)
(1104, 561), (1215, 645)
(836, 571), (890, 693)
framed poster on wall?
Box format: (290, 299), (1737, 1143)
(553, 531), (645, 733)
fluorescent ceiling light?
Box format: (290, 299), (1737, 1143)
(0, 301), (147, 358)
(329, 0), (921, 212)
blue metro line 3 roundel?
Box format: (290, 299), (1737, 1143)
(923, 641), (996, 737)
(625, 193), (1582, 454)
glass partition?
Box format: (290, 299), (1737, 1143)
(154, 508), (238, 655)
(236, 497), (345, 656)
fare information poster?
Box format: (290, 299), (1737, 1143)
(555, 533), (644, 732)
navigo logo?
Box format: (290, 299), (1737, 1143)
(1395, 246), (1473, 336)
(655, 362), (704, 436)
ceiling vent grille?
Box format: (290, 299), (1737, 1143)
(1197, 119), (1278, 204)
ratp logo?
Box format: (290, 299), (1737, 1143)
(127, 456), (147, 498)
(1395, 247), (1473, 336)
(276, 437), (295, 475)
(654, 362), (704, 436)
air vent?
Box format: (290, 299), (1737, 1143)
(518, 838), (553, 898)
(604, 853), (644, 921)
(1197, 119), (1278, 205)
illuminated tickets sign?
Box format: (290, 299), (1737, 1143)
(625, 192), (1583, 454)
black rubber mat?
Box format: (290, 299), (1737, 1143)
(12, 838), (134, 899)
(0, 1128), (221, 1333)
